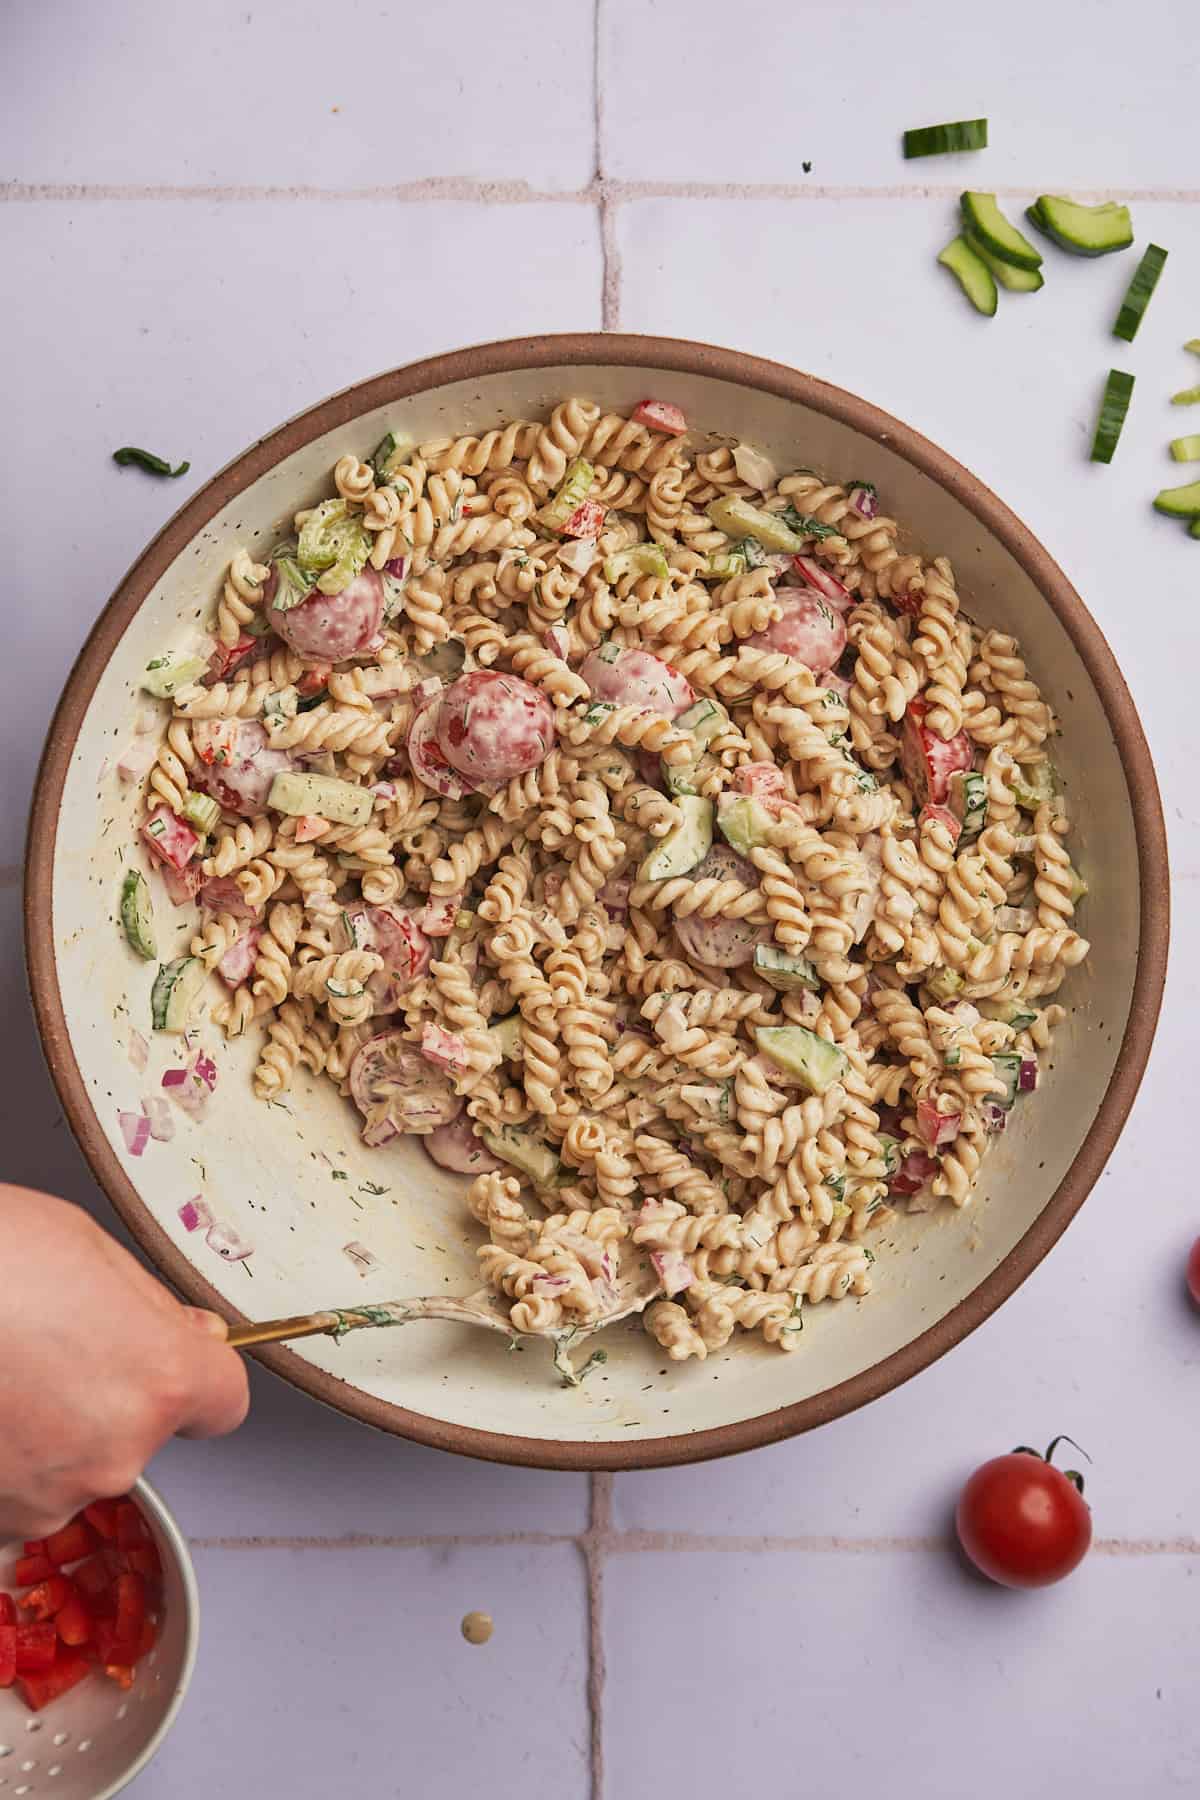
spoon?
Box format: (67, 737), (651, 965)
(223, 1252), (662, 1385)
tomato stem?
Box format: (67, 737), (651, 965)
(1044, 1434), (1091, 1468)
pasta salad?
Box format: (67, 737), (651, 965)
(123, 396), (1089, 1364)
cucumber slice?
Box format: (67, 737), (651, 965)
(487, 1015), (523, 1061)
(296, 499), (371, 597)
(1172, 387), (1200, 407)
(1028, 195), (1133, 257)
(947, 769), (987, 839)
(601, 544), (670, 583)
(1113, 243), (1168, 343)
(1011, 760), (1056, 810)
(141, 651), (208, 699)
(965, 231), (1045, 293)
(1170, 436), (1200, 463)
(119, 870), (157, 961)
(1192, 520), (1200, 540)
(989, 1052), (1023, 1110)
(639, 795), (713, 881)
(979, 997), (1040, 1032)
(903, 119), (987, 159)
(1153, 479), (1200, 520)
(539, 459), (595, 532)
(960, 194), (1042, 271)
(937, 236), (998, 317)
(752, 944), (820, 992)
(268, 541), (315, 612)
(701, 550), (749, 580)
(1090, 370), (1135, 465)
(877, 1135), (902, 1178)
(924, 966), (963, 1002)
(151, 955), (206, 1033)
(705, 496), (807, 553)
(662, 699), (728, 797)
(717, 793), (775, 857)
(372, 430), (413, 485)
(754, 1025), (847, 1095)
(481, 1126), (564, 1190)
(180, 790), (222, 835)
(268, 771), (374, 826)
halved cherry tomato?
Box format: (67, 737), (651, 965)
(0, 1624), (15, 1688)
(55, 1591), (92, 1649)
(14, 1554), (54, 1587)
(18, 1651), (91, 1712)
(84, 1499), (121, 1542)
(0, 1594), (15, 1627)
(19, 1576), (73, 1621)
(957, 1437), (1092, 1589)
(14, 1622), (58, 1673)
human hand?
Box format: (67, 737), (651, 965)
(0, 1186), (249, 1538)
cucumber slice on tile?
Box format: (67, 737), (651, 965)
(965, 231), (1045, 293)
(1090, 370), (1135, 464)
(937, 236), (998, 316)
(1113, 244), (1168, 343)
(960, 194), (1042, 270)
(903, 119), (988, 158)
(1169, 436), (1200, 463)
(1027, 195), (1133, 256)
(1153, 479), (1200, 520)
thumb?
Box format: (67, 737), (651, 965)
(172, 1311), (251, 1440)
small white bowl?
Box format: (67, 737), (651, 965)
(0, 1479), (198, 1800)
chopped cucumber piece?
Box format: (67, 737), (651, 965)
(1192, 520), (1200, 540)
(1170, 436), (1200, 463)
(639, 795), (713, 881)
(268, 540), (316, 612)
(924, 966), (963, 1002)
(937, 236), (998, 317)
(1090, 370), (1135, 464)
(877, 1135), (902, 1178)
(150, 956), (206, 1033)
(1010, 761), (1056, 810)
(119, 871), (157, 961)
(753, 944), (819, 992)
(601, 543), (670, 583)
(903, 119), (988, 159)
(706, 496), (807, 553)
(663, 699), (728, 796)
(296, 499), (371, 596)
(481, 1126), (564, 1189)
(979, 997), (1039, 1032)
(1153, 479), (1200, 520)
(180, 790), (221, 835)
(487, 1015), (523, 1061)
(1113, 243), (1168, 343)
(268, 770), (374, 826)
(947, 769), (987, 839)
(1027, 195), (1133, 257)
(965, 231), (1045, 293)
(539, 459), (595, 532)
(960, 193), (1042, 271)
(372, 430), (413, 486)
(701, 550), (749, 580)
(989, 1052), (1023, 1110)
(740, 535), (768, 568)
(754, 1025), (847, 1095)
(141, 651), (208, 699)
(717, 793), (775, 857)
(1171, 387), (1200, 407)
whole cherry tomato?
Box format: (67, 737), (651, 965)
(956, 1437), (1092, 1589)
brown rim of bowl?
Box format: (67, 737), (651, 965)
(25, 333), (1169, 1472)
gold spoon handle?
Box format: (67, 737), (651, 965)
(225, 1310), (342, 1349)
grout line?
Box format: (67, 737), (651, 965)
(584, 1474), (612, 1800)
(6, 179), (1199, 206)
(591, 0), (621, 333)
(188, 1528), (1200, 1557)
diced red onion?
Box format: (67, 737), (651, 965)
(178, 1196), (213, 1233)
(555, 537), (598, 576)
(362, 1114), (398, 1148)
(982, 1102), (1009, 1134)
(193, 1052), (218, 1091)
(118, 1110), (150, 1157)
(599, 875), (631, 917)
(128, 1030), (150, 1073)
(161, 1067), (187, 1088)
(197, 877), (259, 920)
(217, 927), (262, 988)
(206, 1221), (253, 1261)
(1019, 1058), (1038, 1092)
(383, 557), (407, 578)
(370, 781), (397, 802)
(141, 1095), (175, 1142)
(850, 486), (878, 520)
(544, 625), (571, 660)
(651, 1249), (694, 1296)
(116, 736), (158, 782)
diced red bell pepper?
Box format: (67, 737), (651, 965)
(631, 398), (687, 436)
(899, 699), (973, 807)
(84, 1499), (121, 1542)
(141, 806), (202, 873)
(14, 1554), (54, 1587)
(207, 631), (257, 681)
(23, 1538), (47, 1558)
(0, 1594), (16, 1627)
(918, 803), (962, 844)
(292, 812), (329, 844)
(138, 1617), (158, 1658)
(14, 1622), (58, 1673)
(123, 1542), (163, 1583)
(0, 1624), (15, 1687)
(296, 664), (332, 697)
(889, 1147), (939, 1198)
(74, 1553), (117, 1610)
(55, 1591), (92, 1648)
(160, 860), (206, 905)
(559, 499), (606, 540)
(18, 1651), (91, 1712)
(115, 1502), (149, 1550)
(917, 1098), (961, 1148)
(20, 1576), (73, 1621)
(104, 1661), (136, 1691)
(45, 1517), (98, 1568)
(113, 1573), (146, 1646)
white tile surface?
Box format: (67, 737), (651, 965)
(138, 1543), (590, 1799)
(2, 0), (596, 191)
(603, 1548), (1200, 1798)
(2, 196), (601, 863)
(601, 0), (1197, 189)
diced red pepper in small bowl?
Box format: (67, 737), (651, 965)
(55, 1591), (92, 1648)
(123, 1542), (163, 1582)
(141, 806), (202, 873)
(14, 1622), (58, 1673)
(83, 1499), (121, 1542)
(0, 1624), (15, 1688)
(0, 1594), (15, 1627)
(113, 1573), (146, 1646)
(900, 699), (973, 807)
(73, 1553), (117, 1610)
(115, 1502), (150, 1550)
(19, 1576), (74, 1621)
(14, 1553), (54, 1588)
(631, 398), (687, 435)
(45, 1517), (98, 1568)
(18, 1650), (91, 1712)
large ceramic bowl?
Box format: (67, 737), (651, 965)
(26, 335), (1168, 1470)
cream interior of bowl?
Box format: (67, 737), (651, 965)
(47, 362), (1134, 1448)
